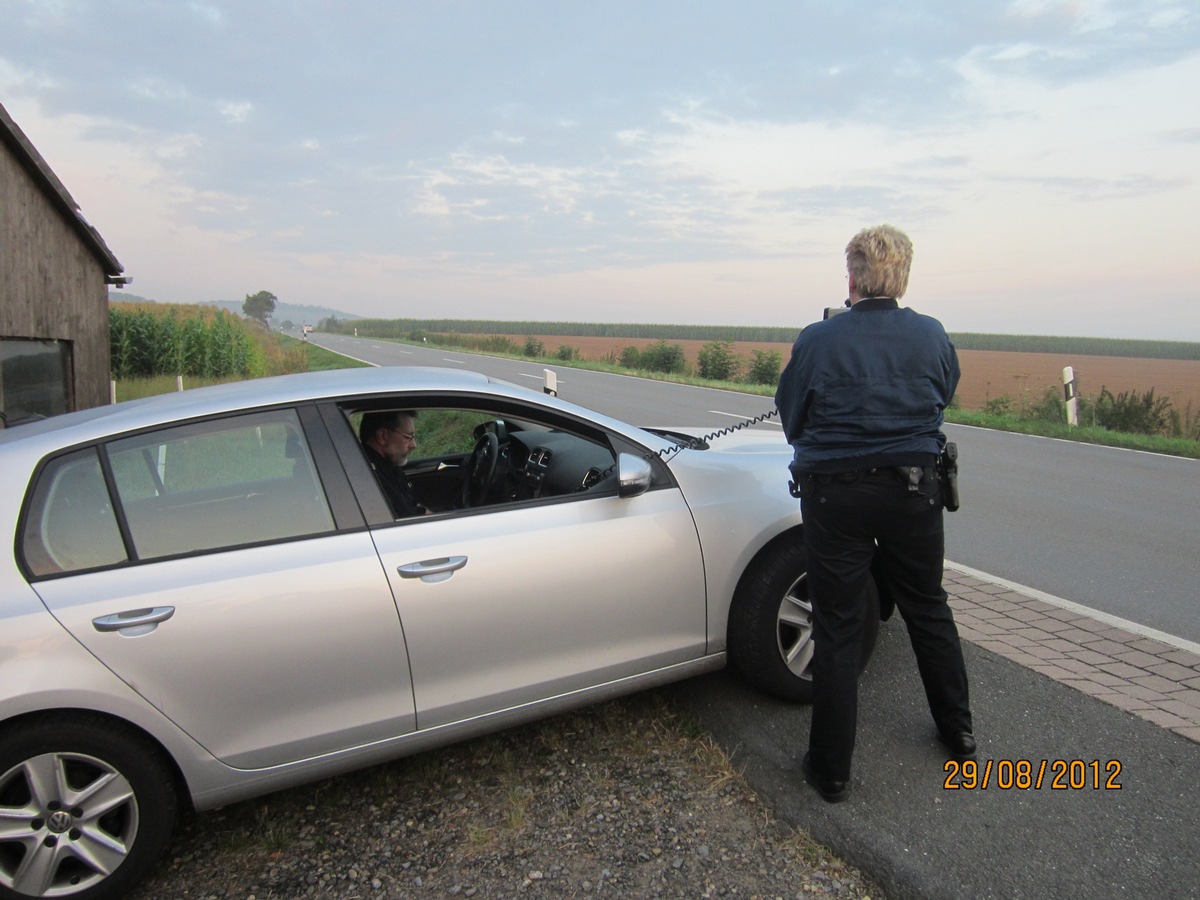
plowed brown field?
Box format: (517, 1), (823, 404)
(514, 334), (1200, 415)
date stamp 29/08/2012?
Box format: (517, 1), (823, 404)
(944, 759), (1123, 791)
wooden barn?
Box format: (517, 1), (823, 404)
(1, 100), (128, 423)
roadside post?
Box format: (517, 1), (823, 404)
(1063, 366), (1078, 426)
(543, 369), (558, 397)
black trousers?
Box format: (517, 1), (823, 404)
(800, 470), (972, 781)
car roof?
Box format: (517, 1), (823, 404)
(0, 367), (498, 450)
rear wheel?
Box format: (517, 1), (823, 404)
(728, 540), (880, 703)
(0, 717), (177, 900)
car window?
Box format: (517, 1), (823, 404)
(106, 409), (336, 560)
(22, 448), (128, 576)
(344, 402), (619, 517)
(348, 408), (482, 460)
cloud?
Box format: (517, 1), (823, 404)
(218, 101), (254, 124)
(1, 1), (1197, 337)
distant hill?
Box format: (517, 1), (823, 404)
(108, 291), (362, 329)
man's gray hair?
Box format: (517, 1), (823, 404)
(360, 409), (416, 442)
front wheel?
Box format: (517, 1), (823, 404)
(0, 717), (177, 900)
(728, 540), (880, 703)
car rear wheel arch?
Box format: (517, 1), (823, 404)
(0, 710), (184, 900)
(727, 529), (881, 704)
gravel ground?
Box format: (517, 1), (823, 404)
(131, 692), (881, 900)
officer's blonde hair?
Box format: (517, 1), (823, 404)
(846, 224), (913, 299)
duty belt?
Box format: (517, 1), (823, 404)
(811, 466), (936, 490)
(788, 442), (959, 511)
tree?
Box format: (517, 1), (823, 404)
(242, 290), (277, 326)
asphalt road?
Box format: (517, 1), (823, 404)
(309, 332), (1200, 898)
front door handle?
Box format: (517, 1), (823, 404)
(397, 556), (467, 583)
(92, 606), (176, 633)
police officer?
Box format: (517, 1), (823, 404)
(775, 224), (974, 804)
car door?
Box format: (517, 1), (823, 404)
(335, 402), (709, 731)
(372, 491), (707, 729)
(24, 408), (417, 770)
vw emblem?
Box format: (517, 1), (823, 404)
(47, 810), (73, 834)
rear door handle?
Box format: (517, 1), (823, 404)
(92, 606), (176, 633)
(397, 556), (467, 583)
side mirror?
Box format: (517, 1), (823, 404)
(617, 453), (652, 498)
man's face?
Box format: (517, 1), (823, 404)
(379, 416), (417, 466)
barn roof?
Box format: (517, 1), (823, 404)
(0, 100), (125, 282)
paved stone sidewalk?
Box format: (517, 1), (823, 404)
(945, 565), (1200, 744)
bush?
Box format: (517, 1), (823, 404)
(430, 333), (519, 354)
(619, 346), (641, 369)
(1093, 386), (1172, 435)
(522, 336), (545, 357)
(697, 341), (740, 381)
(982, 395), (1015, 416)
(746, 349), (783, 386)
(1026, 386), (1066, 424)
(555, 344), (578, 361)
(639, 340), (688, 374)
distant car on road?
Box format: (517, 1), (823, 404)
(0, 366), (878, 899)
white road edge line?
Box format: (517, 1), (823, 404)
(708, 410), (783, 429)
(946, 560), (1200, 655)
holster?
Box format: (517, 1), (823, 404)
(939, 442), (960, 512)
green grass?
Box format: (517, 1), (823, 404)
(945, 409), (1200, 458)
(298, 336), (372, 371)
(113, 373), (246, 402)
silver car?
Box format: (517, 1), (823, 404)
(0, 367), (879, 899)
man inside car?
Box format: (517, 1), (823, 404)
(359, 410), (427, 517)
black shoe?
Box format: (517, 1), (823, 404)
(939, 731), (977, 761)
(802, 752), (849, 804)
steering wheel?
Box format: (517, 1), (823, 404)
(461, 431), (500, 507)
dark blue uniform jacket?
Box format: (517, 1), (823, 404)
(774, 298), (959, 477)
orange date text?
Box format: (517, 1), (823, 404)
(943, 759), (1123, 790)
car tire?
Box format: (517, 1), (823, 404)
(0, 716), (177, 900)
(728, 539), (881, 703)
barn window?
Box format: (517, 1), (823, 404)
(0, 338), (72, 421)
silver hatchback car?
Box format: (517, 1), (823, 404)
(0, 367), (879, 899)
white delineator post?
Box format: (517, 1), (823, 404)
(543, 369), (558, 397)
(1063, 366), (1078, 427)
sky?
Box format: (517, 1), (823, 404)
(2, 0), (1198, 340)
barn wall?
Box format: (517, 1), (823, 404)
(1, 139), (111, 411)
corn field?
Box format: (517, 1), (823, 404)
(110, 304), (267, 379)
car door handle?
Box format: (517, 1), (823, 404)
(92, 606), (176, 632)
(397, 556), (467, 583)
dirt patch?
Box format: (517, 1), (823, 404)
(953, 350), (1200, 415)
(516, 335), (1200, 415)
